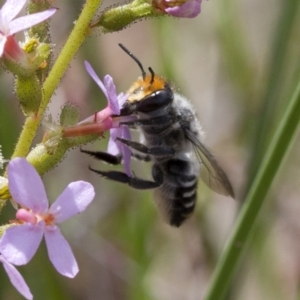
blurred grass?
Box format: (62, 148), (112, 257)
(247, 0), (300, 187)
(204, 68), (300, 299)
(203, 0), (300, 299)
(1, 0), (300, 299)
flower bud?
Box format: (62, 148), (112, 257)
(2, 35), (52, 77)
(92, 0), (160, 33)
(27, 0), (53, 42)
(14, 75), (42, 116)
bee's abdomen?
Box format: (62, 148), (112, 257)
(169, 182), (197, 227)
(153, 158), (199, 227)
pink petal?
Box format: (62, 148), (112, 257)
(49, 181), (95, 223)
(85, 61), (108, 98)
(16, 208), (37, 224)
(0, 35), (7, 56)
(0, 255), (33, 300)
(93, 106), (113, 123)
(166, 0), (201, 18)
(107, 128), (122, 155)
(104, 75), (119, 115)
(44, 226), (78, 278)
(117, 92), (129, 107)
(8, 158), (48, 213)
(107, 127), (132, 176)
(9, 8), (57, 35)
(0, 223), (44, 265)
(1, 0), (27, 23)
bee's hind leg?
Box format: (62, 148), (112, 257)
(88, 166), (163, 189)
(80, 148), (122, 165)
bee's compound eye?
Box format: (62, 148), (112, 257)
(137, 89), (173, 113)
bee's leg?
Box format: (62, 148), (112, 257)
(132, 153), (152, 162)
(120, 115), (174, 128)
(81, 146), (152, 163)
(89, 166), (163, 189)
(80, 148), (121, 165)
(116, 137), (175, 158)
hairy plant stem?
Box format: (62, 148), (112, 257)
(10, 0), (102, 162)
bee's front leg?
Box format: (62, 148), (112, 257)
(119, 115), (174, 128)
(80, 148), (121, 165)
(116, 137), (174, 158)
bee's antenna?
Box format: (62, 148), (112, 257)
(148, 67), (155, 84)
(119, 43), (146, 80)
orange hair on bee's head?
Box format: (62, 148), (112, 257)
(127, 75), (168, 103)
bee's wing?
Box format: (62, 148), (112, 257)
(185, 129), (234, 198)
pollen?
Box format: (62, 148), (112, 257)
(44, 213), (55, 226)
(39, 60), (48, 69)
(22, 38), (39, 54)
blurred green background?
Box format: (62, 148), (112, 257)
(1, 0), (300, 299)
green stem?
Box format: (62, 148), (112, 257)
(11, 0), (102, 160)
(204, 76), (300, 300)
(11, 117), (37, 158)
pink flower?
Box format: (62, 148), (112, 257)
(154, 0), (202, 18)
(0, 253), (32, 300)
(0, 158), (95, 278)
(83, 61), (133, 176)
(0, 0), (57, 57)
(108, 126), (132, 176)
(83, 61), (129, 122)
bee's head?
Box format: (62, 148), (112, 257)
(118, 44), (173, 114)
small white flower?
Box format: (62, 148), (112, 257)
(0, 0), (56, 57)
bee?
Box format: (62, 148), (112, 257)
(82, 44), (234, 227)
